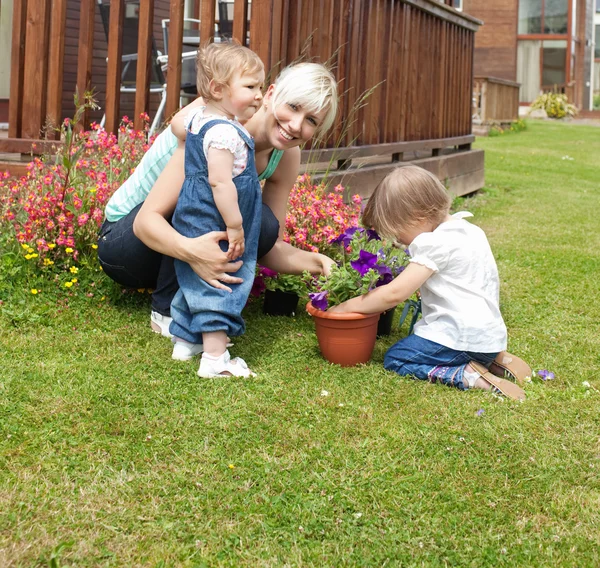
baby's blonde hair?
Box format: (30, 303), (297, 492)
(362, 166), (451, 241)
(196, 41), (264, 100)
(271, 62), (338, 135)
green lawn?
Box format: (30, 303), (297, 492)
(1, 120), (599, 566)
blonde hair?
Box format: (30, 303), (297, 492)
(196, 41), (264, 100)
(271, 62), (338, 135)
(362, 166), (451, 240)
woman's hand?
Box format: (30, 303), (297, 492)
(327, 300), (355, 314)
(185, 231), (244, 292)
(316, 253), (336, 276)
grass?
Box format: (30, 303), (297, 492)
(1, 120), (600, 566)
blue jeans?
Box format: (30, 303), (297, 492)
(97, 201), (279, 316)
(169, 119), (262, 343)
(384, 334), (499, 390)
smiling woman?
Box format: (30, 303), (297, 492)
(97, 59), (339, 343)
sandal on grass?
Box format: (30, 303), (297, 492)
(489, 351), (532, 385)
(197, 350), (256, 379)
(470, 361), (526, 401)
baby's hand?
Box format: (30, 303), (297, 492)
(226, 226), (245, 260)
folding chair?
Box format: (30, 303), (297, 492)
(97, 0), (167, 135)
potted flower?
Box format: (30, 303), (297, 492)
(254, 267), (305, 316)
(305, 228), (409, 366)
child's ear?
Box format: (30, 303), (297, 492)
(209, 79), (223, 100)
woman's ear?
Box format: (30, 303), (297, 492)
(209, 79), (223, 100)
(263, 84), (276, 107)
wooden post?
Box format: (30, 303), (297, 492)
(199, 0), (216, 46)
(22, 0), (50, 138)
(46, 0), (68, 137)
(105, 0), (124, 133)
(134, 0), (154, 130)
(8, 0), (28, 138)
(249, 0), (273, 71)
(232, 0), (249, 46)
(166, 0), (185, 121)
(76, 0), (95, 129)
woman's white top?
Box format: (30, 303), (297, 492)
(408, 212), (507, 353)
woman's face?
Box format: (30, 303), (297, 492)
(262, 85), (329, 149)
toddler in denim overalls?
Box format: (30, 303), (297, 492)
(168, 42), (265, 378)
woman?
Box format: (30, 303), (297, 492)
(98, 62), (339, 336)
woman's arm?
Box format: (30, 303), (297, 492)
(133, 142), (244, 291)
(259, 148), (336, 276)
(329, 263), (433, 314)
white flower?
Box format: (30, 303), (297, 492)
(354, 512), (362, 519)
(320, 390), (330, 397)
(582, 381), (591, 388)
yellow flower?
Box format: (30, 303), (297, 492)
(30, 289), (38, 295)
(48, 243), (56, 250)
(91, 244), (98, 250)
(43, 258), (54, 266)
(71, 278), (78, 283)
(27, 247), (34, 254)
(25, 254), (33, 260)
(101, 296), (105, 301)
(137, 288), (146, 293)
(65, 247), (74, 254)
(228, 464), (235, 470)
(64, 281), (73, 288)
(70, 266), (79, 274)
(21, 243), (29, 250)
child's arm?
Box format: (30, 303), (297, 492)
(207, 147), (244, 260)
(329, 262), (434, 314)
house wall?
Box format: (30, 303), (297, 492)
(62, 0), (172, 125)
(462, 0), (519, 81)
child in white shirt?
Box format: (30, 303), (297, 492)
(330, 165), (530, 400)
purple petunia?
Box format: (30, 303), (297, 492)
(309, 291), (329, 311)
(537, 369), (555, 381)
(366, 229), (380, 241)
(476, 409), (485, 417)
(330, 227), (361, 247)
(350, 250), (379, 276)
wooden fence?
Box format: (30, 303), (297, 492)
(473, 76), (520, 123)
(3, 0), (481, 169)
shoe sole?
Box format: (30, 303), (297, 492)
(470, 362), (526, 401)
(489, 351), (532, 385)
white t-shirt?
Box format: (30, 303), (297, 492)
(409, 212), (507, 353)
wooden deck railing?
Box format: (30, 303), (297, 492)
(4, 0), (481, 160)
(473, 76), (520, 123)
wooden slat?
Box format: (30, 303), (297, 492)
(76, 0), (95, 128)
(301, 135), (475, 163)
(105, 0), (124, 133)
(134, 0), (154, 130)
(232, 0), (249, 46)
(199, 0), (216, 45)
(249, 0), (273, 70)
(8, 0), (28, 138)
(46, 0), (68, 137)
(268, 0), (283, 79)
(166, 0), (184, 121)
(22, 0), (50, 138)
(0, 137), (63, 153)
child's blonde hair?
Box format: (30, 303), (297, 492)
(362, 165), (451, 240)
(271, 62), (338, 135)
(196, 41), (264, 100)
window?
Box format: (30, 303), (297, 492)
(596, 0), (600, 13)
(541, 40), (567, 86)
(596, 25), (600, 59)
(517, 39), (567, 102)
(452, 0), (463, 10)
(518, 0), (568, 35)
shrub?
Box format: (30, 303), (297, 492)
(530, 92), (577, 119)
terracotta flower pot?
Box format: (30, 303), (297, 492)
(263, 289), (299, 316)
(306, 301), (380, 366)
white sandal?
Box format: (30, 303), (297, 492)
(197, 350), (256, 379)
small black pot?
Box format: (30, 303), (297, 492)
(377, 307), (396, 337)
(262, 289), (300, 316)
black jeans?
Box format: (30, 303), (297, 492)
(97, 202), (280, 316)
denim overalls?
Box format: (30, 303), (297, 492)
(169, 118), (262, 343)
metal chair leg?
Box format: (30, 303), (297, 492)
(149, 87), (168, 136)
